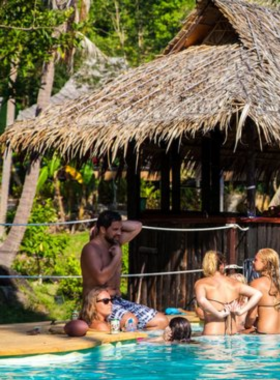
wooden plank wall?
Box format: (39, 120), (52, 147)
(128, 221), (280, 311)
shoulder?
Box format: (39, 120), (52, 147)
(81, 241), (102, 260)
(82, 240), (99, 253)
(195, 278), (208, 289)
(89, 320), (110, 333)
(249, 277), (268, 290)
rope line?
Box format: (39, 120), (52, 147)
(0, 219), (249, 232)
(0, 218), (97, 227)
(0, 266), (245, 280)
(142, 223), (249, 232)
(0, 268), (203, 280)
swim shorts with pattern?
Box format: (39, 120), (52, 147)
(108, 296), (157, 329)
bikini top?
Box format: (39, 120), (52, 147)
(259, 301), (280, 309)
(207, 297), (239, 308)
(206, 297), (239, 335)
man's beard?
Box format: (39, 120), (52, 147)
(105, 235), (119, 245)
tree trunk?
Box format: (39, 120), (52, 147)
(54, 171), (66, 223)
(0, 160), (40, 267)
(0, 0), (91, 267)
(0, 64), (18, 239)
(0, 57), (55, 267)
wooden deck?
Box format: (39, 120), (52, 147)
(0, 312), (200, 357)
(0, 321), (147, 357)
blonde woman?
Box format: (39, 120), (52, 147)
(79, 287), (113, 332)
(245, 248), (280, 334)
(194, 250), (262, 335)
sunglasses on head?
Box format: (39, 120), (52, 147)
(96, 298), (112, 305)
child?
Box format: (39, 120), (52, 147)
(139, 317), (195, 344)
(164, 317), (192, 343)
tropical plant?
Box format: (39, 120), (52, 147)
(37, 154), (66, 222)
(0, 0), (91, 268)
(56, 254), (82, 300)
(88, 0), (195, 65)
(140, 179), (160, 209)
(61, 160), (96, 221)
(12, 198), (69, 276)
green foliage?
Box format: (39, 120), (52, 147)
(87, 0), (195, 65)
(181, 187), (201, 211)
(140, 179), (156, 198)
(63, 231), (89, 259)
(12, 198), (69, 276)
(56, 254), (82, 300)
(37, 154), (61, 193)
(121, 243), (129, 296)
(31, 282), (78, 321)
(0, 0), (82, 109)
(140, 180), (160, 209)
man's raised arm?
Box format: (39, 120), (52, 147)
(120, 220), (142, 245)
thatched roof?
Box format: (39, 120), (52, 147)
(2, 0), (280, 176)
(17, 56), (128, 121)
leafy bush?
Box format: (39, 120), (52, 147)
(121, 244), (129, 296)
(12, 198), (69, 277)
(140, 180), (160, 209)
(56, 254), (82, 300)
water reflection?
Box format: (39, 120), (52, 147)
(194, 335), (280, 379)
(1, 335), (280, 379)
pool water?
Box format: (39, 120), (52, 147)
(1, 335), (280, 380)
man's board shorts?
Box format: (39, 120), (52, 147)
(109, 296), (157, 329)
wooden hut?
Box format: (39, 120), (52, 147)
(2, 0), (280, 309)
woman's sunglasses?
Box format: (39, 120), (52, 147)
(96, 298), (113, 305)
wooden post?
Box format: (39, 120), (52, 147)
(171, 141), (181, 213)
(201, 136), (211, 214)
(126, 141), (140, 219)
(227, 221), (237, 265)
(211, 130), (221, 214)
(246, 120), (256, 217)
(161, 148), (170, 212)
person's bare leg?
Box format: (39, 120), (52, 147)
(144, 312), (169, 330)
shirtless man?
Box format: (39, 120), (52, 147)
(245, 248), (280, 334)
(194, 250), (262, 335)
(81, 210), (168, 330)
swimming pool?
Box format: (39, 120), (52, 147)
(1, 335), (280, 379)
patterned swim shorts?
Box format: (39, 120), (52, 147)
(109, 297), (157, 330)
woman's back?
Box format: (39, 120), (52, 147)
(202, 275), (240, 304)
(196, 275), (241, 335)
(195, 250), (262, 336)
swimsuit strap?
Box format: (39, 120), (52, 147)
(207, 297), (239, 306)
(259, 301), (280, 309)
(207, 297), (239, 335)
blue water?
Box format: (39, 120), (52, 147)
(1, 335), (280, 379)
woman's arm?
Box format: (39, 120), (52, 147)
(234, 284), (262, 316)
(194, 282), (230, 319)
(242, 280), (262, 328)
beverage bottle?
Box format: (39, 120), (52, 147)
(71, 310), (79, 320)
